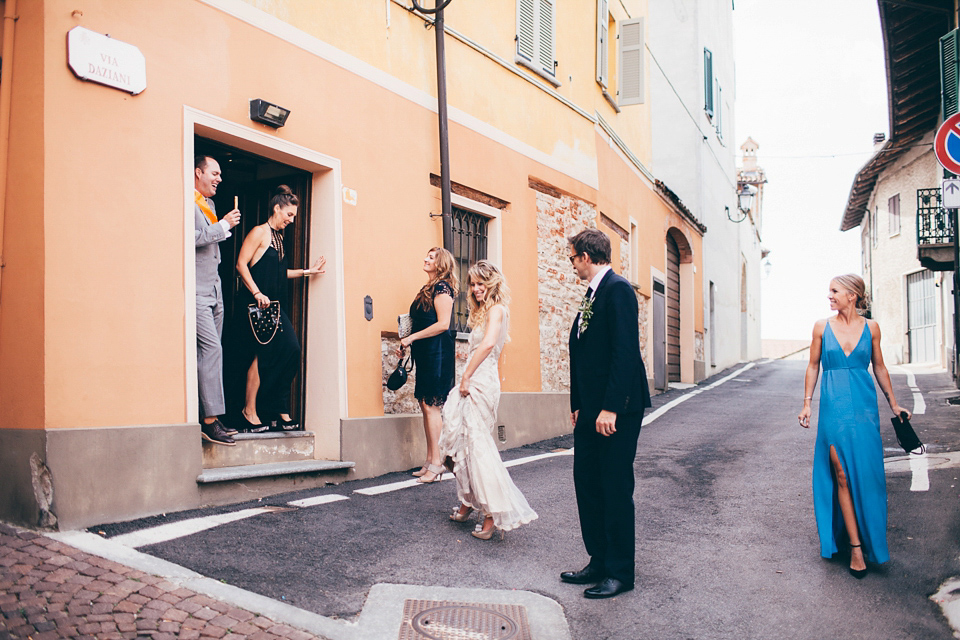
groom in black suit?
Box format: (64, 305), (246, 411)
(562, 228), (651, 599)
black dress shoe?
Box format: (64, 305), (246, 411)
(584, 578), (633, 599)
(560, 566), (604, 585)
(201, 419), (236, 446)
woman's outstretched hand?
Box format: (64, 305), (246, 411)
(798, 406), (811, 429)
(254, 292), (271, 309)
(304, 256), (326, 276)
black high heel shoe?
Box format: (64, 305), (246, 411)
(240, 412), (267, 433)
(848, 543), (867, 579)
(278, 416), (299, 431)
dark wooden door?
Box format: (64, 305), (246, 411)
(666, 235), (681, 383)
(195, 137), (312, 427)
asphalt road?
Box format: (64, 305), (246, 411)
(95, 360), (960, 639)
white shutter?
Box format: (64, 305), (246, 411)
(538, 0), (555, 75)
(618, 18), (644, 105)
(517, 0), (535, 61)
(596, 0), (608, 88)
(715, 83), (723, 138)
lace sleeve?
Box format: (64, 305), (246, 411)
(433, 280), (454, 298)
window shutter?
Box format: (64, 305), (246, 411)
(538, 0), (555, 75)
(618, 18), (643, 105)
(517, 0), (535, 61)
(941, 29), (959, 118)
(704, 48), (714, 116)
(596, 0), (608, 88)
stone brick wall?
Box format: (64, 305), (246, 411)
(535, 189), (597, 392)
(382, 335), (470, 414)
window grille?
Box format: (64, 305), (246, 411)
(451, 206), (489, 333)
(917, 188), (952, 245)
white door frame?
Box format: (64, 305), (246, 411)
(182, 107), (347, 456)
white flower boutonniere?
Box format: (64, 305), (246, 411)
(578, 293), (594, 333)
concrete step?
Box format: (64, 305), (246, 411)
(202, 431), (315, 469)
(196, 459), (355, 484)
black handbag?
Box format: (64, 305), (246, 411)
(891, 411), (924, 454)
(386, 356), (412, 391)
(248, 301), (281, 345)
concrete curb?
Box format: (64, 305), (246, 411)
(47, 531), (571, 640)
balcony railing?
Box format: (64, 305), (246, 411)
(917, 188), (952, 245)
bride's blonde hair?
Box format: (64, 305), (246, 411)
(467, 261), (510, 332)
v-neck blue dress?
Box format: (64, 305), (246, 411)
(813, 322), (889, 564)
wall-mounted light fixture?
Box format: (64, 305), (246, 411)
(249, 99), (291, 128)
(728, 182), (757, 223)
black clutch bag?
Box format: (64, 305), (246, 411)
(386, 356), (412, 391)
(891, 411), (924, 454)
(248, 301), (281, 345)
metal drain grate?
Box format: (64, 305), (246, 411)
(397, 599), (532, 640)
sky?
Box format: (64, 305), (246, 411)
(732, 0), (889, 340)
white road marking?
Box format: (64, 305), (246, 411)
(287, 494), (349, 508)
(885, 450), (960, 473)
(890, 365), (925, 415)
(645, 363), (756, 425)
(908, 453), (930, 492)
(110, 507), (277, 548)
(107, 362), (762, 542)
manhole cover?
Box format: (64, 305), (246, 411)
(398, 599), (532, 640)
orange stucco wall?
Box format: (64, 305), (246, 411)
(0, 0), (45, 430)
(5, 0), (700, 431)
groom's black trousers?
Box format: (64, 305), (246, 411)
(573, 409), (643, 586)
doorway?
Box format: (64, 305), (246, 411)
(666, 235), (681, 383)
(653, 279), (666, 391)
(195, 137), (313, 429)
(907, 269), (936, 363)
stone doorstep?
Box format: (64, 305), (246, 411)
(202, 430), (316, 470)
(196, 460), (355, 484)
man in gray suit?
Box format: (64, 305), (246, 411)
(195, 155), (241, 445)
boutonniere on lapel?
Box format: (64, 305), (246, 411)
(578, 293), (594, 333)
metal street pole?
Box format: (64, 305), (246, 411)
(412, 0), (454, 251)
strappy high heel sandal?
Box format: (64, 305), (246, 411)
(450, 504), (474, 522)
(848, 543), (867, 579)
(412, 462), (430, 477)
(416, 463), (445, 484)
(471, 516), (502, 540)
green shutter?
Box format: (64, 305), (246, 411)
(941, 29), (959, 118)
(704, 48), (714, 116)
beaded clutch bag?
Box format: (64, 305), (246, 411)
(247, 301), (281, 345)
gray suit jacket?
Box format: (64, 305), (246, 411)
(195, 197), (227, 301)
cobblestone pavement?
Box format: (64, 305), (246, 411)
(0, 524), (324, 640)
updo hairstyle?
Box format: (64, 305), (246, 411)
(269, 184), (299, 212)
(833, 274), (870, 313)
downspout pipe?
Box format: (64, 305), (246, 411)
(0, 0), (17, 307)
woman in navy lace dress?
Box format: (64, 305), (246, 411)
(398, 247), (459, 484)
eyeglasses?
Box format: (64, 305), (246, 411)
(568, 254), (581, 264)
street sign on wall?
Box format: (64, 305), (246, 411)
(67, 27), (146, 95)
(943, 179), (960, 209)
(935, 113), (960, 175)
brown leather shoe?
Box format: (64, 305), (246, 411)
(201, 419), (236, 446)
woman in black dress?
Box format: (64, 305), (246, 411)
(235, 185), (325, 431)
(397, 247), (458, 483)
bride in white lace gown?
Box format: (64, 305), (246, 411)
(439, 261), (538, 539)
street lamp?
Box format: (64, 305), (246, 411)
(728, 182), (756, 223)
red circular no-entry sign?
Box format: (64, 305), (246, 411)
(935, 113), (960, 174)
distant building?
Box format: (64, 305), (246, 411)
(841, 0), (955, 373)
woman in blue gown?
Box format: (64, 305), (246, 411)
(798, 274), (909, 578)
